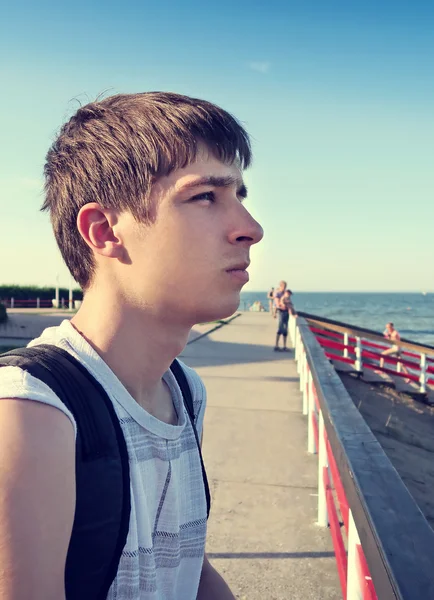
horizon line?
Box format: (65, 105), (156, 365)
(243, 290), (434, 294)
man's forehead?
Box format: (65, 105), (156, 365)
(150, 151), (245, 199)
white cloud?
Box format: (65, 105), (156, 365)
(248, 61), (271, 74)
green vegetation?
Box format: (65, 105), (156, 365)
(0, 302), (7, 324)
(0, 284), (83, 301)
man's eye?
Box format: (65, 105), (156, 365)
(191, 191), (215, 202)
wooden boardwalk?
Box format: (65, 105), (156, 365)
(181, 312), (341, 600)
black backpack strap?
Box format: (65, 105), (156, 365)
(170, 359), (211, 518)
(0, 345), (131, 600)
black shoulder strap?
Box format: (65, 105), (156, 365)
(170, 358), (195, 420)
(0, 345), (130, 600)
(170, 359), (211, 518)
(0, 347), (211, 598)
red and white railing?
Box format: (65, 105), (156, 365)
(1, 297), (82, 310)
(290, 313), (434, 599)
(1, 298), (54, 308)
(309, 325), (434, 394)
(292, 315), (377, 598)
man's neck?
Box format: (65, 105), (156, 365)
(70, 291), (191, 408)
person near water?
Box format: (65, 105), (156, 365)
(272, 280), (287, 319)
(274, 287), (294, 351)
(282, 289), (296, 315)
(380, 322), (410, 380)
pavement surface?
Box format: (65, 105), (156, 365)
(0, 309), (225, 347)
(180, 312), (341, 600)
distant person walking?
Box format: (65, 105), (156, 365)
(267, 287), (274, 315)
(380, 322), (410, 381)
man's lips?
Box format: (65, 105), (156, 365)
(225, 263), (250, 283)
(225, 261), (250, 272)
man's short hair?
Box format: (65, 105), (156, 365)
(42, 92), (252, 289)
(387, 322), (394, 327)
(285, 289), (292, 294)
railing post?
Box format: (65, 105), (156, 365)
(344, 332), (349, 359)
(297, 330), (302, 371)
(298, 330), (302, 366)
(318, 411), (328, 527)
(303, 365), (309, 415)
(300, 350), (305, 391)
(420, 354), (427, 394)
(294, 325), (298, 362)
(11, 297), (14, 309)
(36, 297), (40, 309)
(397, 351), (402, 373)
(347, 509), (363, 600)
(355, 337), (362, 372)
(308, 375), (316, 454)
(296, 330), (302, 374)
(289, 315), (295, 346)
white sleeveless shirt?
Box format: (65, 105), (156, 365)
(0, 320), (207, 599)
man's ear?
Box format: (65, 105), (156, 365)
(77, 203), (124, 258)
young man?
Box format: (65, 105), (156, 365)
(0, 92), (263, 599)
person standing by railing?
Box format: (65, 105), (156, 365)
(272, 280), (286, 319)
(380, 322), (410, 381)
(274, 288), (295, 352)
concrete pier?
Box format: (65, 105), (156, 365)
(181, 312), (340, 600)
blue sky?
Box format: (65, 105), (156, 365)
(1, 0), (433, 291)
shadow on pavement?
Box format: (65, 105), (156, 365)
(181, 340), (295, 368)
(200, 374), (299, 383)
(207, 551), (335, 559)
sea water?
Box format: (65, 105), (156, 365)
(239, 292), (434, 346)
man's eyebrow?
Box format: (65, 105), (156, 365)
(178, 175), (248, 197)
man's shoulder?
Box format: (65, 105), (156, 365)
(27, 320), (71, 349)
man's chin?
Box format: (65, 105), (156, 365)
(194, 297), (240, 325)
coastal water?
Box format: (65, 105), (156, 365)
(239, 292), (434, 346)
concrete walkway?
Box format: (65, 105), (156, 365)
(180, 312), (341, 600)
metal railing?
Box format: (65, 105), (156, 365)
(299, 311), (434, 395)
(1, 297), (81, 310)
(290, 314), (434, 599)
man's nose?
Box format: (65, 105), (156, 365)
(229, 207), (264, 246)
